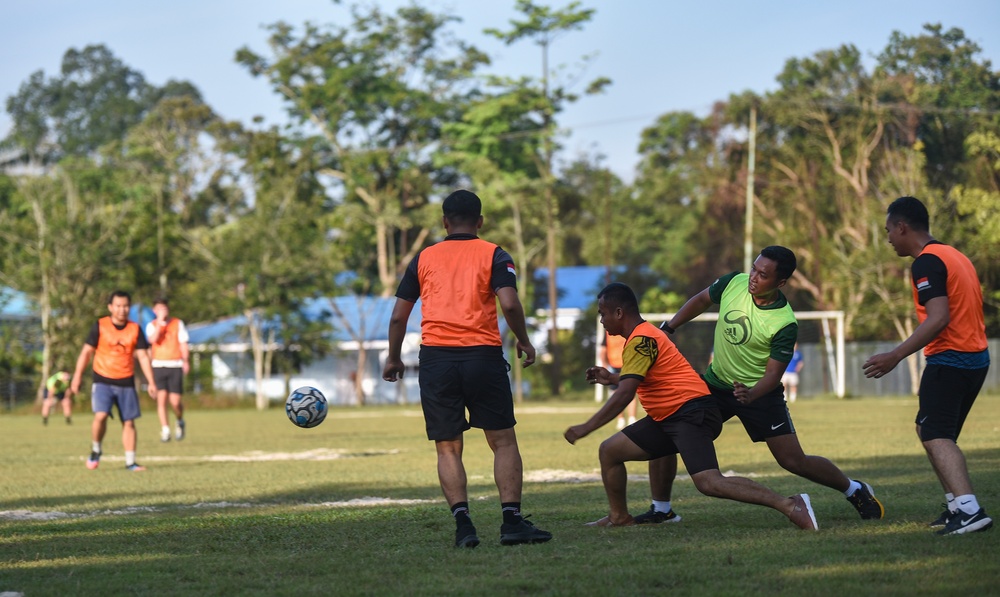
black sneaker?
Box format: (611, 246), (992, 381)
(846, 481), (884, 520)
(929, 505), (950, 528)
(455, 523), (480, 548)
(633, 504), (682, 524)
(500, 516), (552, 546)
(937, 508), (993, 536)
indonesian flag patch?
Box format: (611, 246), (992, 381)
(507, 263), (516, 276)
(916, 276), (930, 290)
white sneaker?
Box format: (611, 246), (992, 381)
(160, 427), (171, 442)
(615, 417), (626, 430)
(627, 416), (636, 426)
(175, 420), (186, 441)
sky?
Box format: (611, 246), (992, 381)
(1, 0), (998, 181)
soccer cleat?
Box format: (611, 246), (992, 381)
(615, 418), (626, 430)
(161, 427), (171, 443)
(43, 417), (48, 426)
(175, 420), (186, 441)
(125, 463), (147, 472)
(846, 481), (885, 520)
(65, 417), (72, 425)
(633, 504), (682, 525)
(937, 508), (993, 536)
(455, 523), (480, 548)
(788, 494), (819, 531)
(500, 516), (553, 545)
(929, 505), (950, 528)
(86, 451), (101, 470)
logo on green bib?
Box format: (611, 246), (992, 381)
(722, 310), (751, 345)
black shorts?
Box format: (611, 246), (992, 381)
(43, 389), (68, 401)
(153, 368), (184, 395)
(706, 377), (795, 442)
(916, 364), (988, 442)
(418, 350), (515, 441)
(621, 398), (723, 475)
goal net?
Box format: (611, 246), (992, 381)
(593, 310), (845, 401)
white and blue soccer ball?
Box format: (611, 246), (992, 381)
(285, 386), (328, 428)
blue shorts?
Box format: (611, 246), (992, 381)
(91, 383), (142, 421)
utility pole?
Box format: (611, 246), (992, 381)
(743, 105), (757, 273)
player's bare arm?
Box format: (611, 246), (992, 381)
(69, 343), (96, 395)
(497, 286), (535, 367)
(665, 287), (712, 331)
(382, 298), (415, 382)
(863, 296), (950, 378)
(565, 377), (640, 444)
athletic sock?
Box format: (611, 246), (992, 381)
(501, 502), (522, 525)
(162, 425), (171, 434)
(450, 502), (472, 527)
(844, 480), (862, 497)
(652, 500), (672, 514)
(954, 494), (981, 515)
(92, 441), (102, 454)
(125, 451), (136, 467)
(946, 492), (956, 512)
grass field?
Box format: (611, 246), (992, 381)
(2, 394), (999, 596)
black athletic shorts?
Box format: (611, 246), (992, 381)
(706, 377), (795, 442)
(153, 368), (184, 395)
(418, 347), (515, 441)
(43, 389), (68, 401)
(916, 364), (988, 442)
(621, 398), (723, 475)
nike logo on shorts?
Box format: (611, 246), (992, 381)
(771, 422), (786, 430)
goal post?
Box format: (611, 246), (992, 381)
(593, 310), (846, 401)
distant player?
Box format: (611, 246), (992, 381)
(781, 343), (804, 402)
(864, 196), (992, 535)
(42, 371), (73, 425)
(145, 298), (190, 442)
(69, 290), (157, 471)
(565, 282), (818, 530)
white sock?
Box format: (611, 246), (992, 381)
(946, 492), (956, 512)
(162, 425), (171, 434)
(954, 494), (980, 515)
(125, 451), (136, 466)
(652, 500), (672, 514)
(844, 480), (862, 497)
(92, 441), (102, 454)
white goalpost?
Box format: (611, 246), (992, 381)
(594, 310), (846, 401)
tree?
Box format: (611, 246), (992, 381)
(205, 127), (341, 409)
(3, 44), (201, 165)
(484, 0), (609, 395)
(236, 4), (488, 297)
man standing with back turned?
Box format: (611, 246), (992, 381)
(864, 196), (992, 535)
(382, 189), (552, 549)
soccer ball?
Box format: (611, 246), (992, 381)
(285, 386), (328, 428)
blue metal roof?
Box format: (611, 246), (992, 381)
(533, 266), (624, 311)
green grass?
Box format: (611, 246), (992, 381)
(2, 395), (999, 596)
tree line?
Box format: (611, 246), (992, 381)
(1, 2), (997, 404)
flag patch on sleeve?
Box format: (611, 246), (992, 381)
(507, 263), (516, 276)
(916, 277), (930, 290)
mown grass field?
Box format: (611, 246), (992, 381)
(2, 394), (999, 596)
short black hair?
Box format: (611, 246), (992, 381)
(887, 196), (929, 233)
(442, 189), (482, 226)
(597, 282), (639, 315)
(153, 298), (169, 307)
(760, 246), (797, 280)
(108, 290), (131, 305)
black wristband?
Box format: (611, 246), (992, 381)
(661, 322), (675, 334)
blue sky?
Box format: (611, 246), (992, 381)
(2, 0), (997, 181)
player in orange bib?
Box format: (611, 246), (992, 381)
(145, 298), (190, 442)
(69, 290), (157, 471)
(864, 196), (992, 535)
(565, 283), (818, 530)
